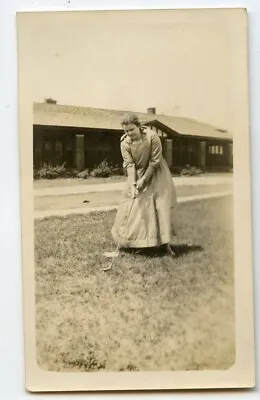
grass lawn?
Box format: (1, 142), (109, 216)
(35, 196), (235, 372)
(34, 184), (232, 212)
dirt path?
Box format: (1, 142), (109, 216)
(34, 175), (233, 197)
(34, 184), (232, 212)
(34, 191), (233, 219)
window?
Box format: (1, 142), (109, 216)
(43, 138), (64, 165)
(208, 145), (223, 155)
(43, 140), (53, 164)
(54, 140), (63, 164)
(66, 136), (73, 150)
(187, 143), (193, 152)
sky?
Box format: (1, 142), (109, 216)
(18, 9), (244, 133)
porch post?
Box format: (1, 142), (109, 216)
(75, 134), (85, 171)
(34, 133), (44, 168)
(199, 141), (206, 168)
(228, 143), (233, 167)
(165, 139), (173, 168)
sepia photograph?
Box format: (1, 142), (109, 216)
(17, 8), (255, 391)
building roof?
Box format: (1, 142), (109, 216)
(33, 102), (232, 140)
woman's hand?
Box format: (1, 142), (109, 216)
(136, 177), (146, 192)
(129, 183), (138, 198)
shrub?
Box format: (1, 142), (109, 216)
(91, 160), (125, 178)
(34, 160), (128, 180)
(90, 160), (113, 178)
(77, 169), (90, 179)
(34, 163), (77, 180)
(89, 161), (126, 178)
(170, 166), (182, 176)
(33, 168), (39, 180)
(180, 165), (204, 176)
(111, 165), (125, 176)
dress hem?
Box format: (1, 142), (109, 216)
(111, 229), (174, 248)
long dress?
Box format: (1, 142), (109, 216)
(111, 127), (177, 248)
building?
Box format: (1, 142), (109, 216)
(33, 102), (233, 172)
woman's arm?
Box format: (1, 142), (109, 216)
(120, 140), (136, 186)
(142, 132), (162, 184)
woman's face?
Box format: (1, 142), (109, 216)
(123, 123), (141, 141)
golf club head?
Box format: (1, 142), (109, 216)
(103, 251), (119, 258)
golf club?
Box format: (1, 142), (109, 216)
(102, 184), (138, 271)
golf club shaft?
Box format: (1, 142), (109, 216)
(108, 194), (136, 269)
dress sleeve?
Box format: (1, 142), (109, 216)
(143, 132), (162, 183)
(121, 140), (136, 185)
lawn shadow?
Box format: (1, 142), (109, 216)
(170, 243), (203, 258)
(122, 244), (203, 259)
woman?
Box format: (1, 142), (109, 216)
(111, 114), (177, 256)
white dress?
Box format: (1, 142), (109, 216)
(111, 127), (177, 248)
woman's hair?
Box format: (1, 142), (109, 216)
(121, 113), (141, 127)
